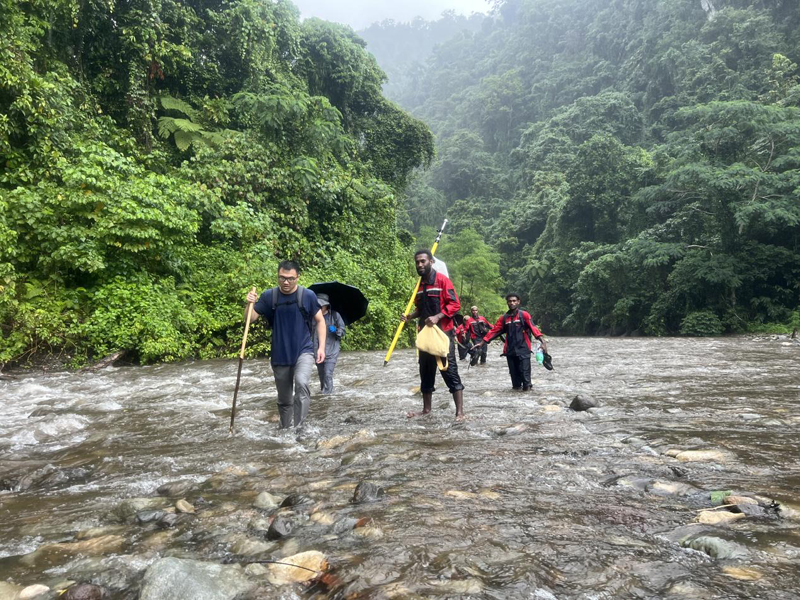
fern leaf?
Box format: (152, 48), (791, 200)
(159, 95), (198, 120)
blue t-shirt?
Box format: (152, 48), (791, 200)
(253, 287), (320, 366)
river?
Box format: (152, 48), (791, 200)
(1, 337), (799, 599)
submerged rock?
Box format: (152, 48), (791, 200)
(140, 558), (255, 600)
(682, 536), (748, 559)
(21, 535), (125, 565)
(266, 551), (327, 586)
(569, 395), (598, 411)
(157, 480), (198, 497)
(721, 566), (763, 581)
(351, 481), (384, 503)
(674, 450), (731, 463)
(111, 498), (169, 523)
(63, 584), (105, 600)
(136, 510), (167, 524)
(646, 480), (700, 497)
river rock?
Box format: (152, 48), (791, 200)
(352, 526), (384, 540)
(157, 480), (197, 497)
(309, 511), (336, 526)
(682, 536), (748, 559)
(674, 450), (731, 463)
(351, 481), (384, 503)
(0, 582), (23, 599)
(21, 535), (125, 565)
(332, 517), (360, 534)
(140, 558), (255, 600)
(19, 584), (49, 599)
(646, 480), (700, 497)
(175, 499), (195, 514)
(253, 492), (280, 510)
(266, 551), (327, 586)
(63, 584), (105, 600)
(75, 525), (128, 540)
(16, 464), (91, 492)
(111, 498), (169, 523)
(569, 395), (597, 411)
(280, 494), (312, 509)
(136, 510), (167, 524)
(267, 516), (293, 540)
(723, 495), (758, 506)
(721, 566), (763, 581)
(734, 503), (772, 518)
(231, 536), (274, 556)
(696, 510), (745, 525)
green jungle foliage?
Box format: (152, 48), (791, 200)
(376, 0), (800, 335)
(0, 0), (434, 366)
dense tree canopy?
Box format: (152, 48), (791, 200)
(0, 0), (434, 365)
(371, 0), (800, 335)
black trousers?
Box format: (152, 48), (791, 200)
(470, 340), (488, 365)
(457, 340), (471, 361)
(506, 353), (531, 389)
(420, 331), (464, 394)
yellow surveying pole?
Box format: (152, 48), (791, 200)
(383, 219), (448, 366)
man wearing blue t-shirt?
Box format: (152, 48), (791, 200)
(245, 260), (326, 429)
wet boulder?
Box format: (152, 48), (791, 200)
(140, 558), (255, 600)
(266, 551), (327, 586)
(351, 481), (384, 504)
(696, 510), (745, 525)
(253, 492), (280, 511)
(646, 480), (700, 497)
(19, 584), (50, 599)
(157, 480), (198, 497)
(63, 583), (106, 600)
(569, 395), (598, 411)
(111, 498), (169, 523)
(279, 494), (312, 509)
(16, 464), (91, 492)
(136, 510), (167, 524)
(266, 516), (293, 540)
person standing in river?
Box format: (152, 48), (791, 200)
(467, 305), (492, 365)
(401, 249), (465, 419)
(473, 293), (548, 392)
(245, 260), (326, 429)
(312, 293), (345, 394)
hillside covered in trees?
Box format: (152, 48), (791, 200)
(371, 0), (800, 336)
(0, 0), (434, 366)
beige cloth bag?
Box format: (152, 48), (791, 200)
(415, 325), (450, 370)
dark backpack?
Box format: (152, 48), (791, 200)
(270, 286), (313, 337)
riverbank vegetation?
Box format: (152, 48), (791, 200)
(361, 0), (800, 335)
(0, 0), (434, 366)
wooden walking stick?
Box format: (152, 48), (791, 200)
(384, 219), (448, 366)
(230, 287), (257, 433)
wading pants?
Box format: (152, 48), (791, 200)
(316, 354), (339, 394)
(272, 352), (314, 428)
(506, 353), (532, 390)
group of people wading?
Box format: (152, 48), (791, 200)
(244, 250), (548, 429)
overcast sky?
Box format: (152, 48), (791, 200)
(292, 0), (490, 30)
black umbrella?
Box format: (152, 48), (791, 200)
(308, 281), (369, 325)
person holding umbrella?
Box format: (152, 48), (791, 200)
(312, 293), (345, 394)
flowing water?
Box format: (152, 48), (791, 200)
(1, 337), (799, 598)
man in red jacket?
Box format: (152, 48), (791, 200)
(467, 305), (492, 365)
(474, 293), (548, 391)
(401, 249), (465, 419)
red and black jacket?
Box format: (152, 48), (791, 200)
(483, 309), (543, 355)
(415, 269), (460, 332)
(467, 315), (491, 341)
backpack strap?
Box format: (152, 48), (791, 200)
(270, 285), (313, 338)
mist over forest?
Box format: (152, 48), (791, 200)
(360, 0), (800, 336)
